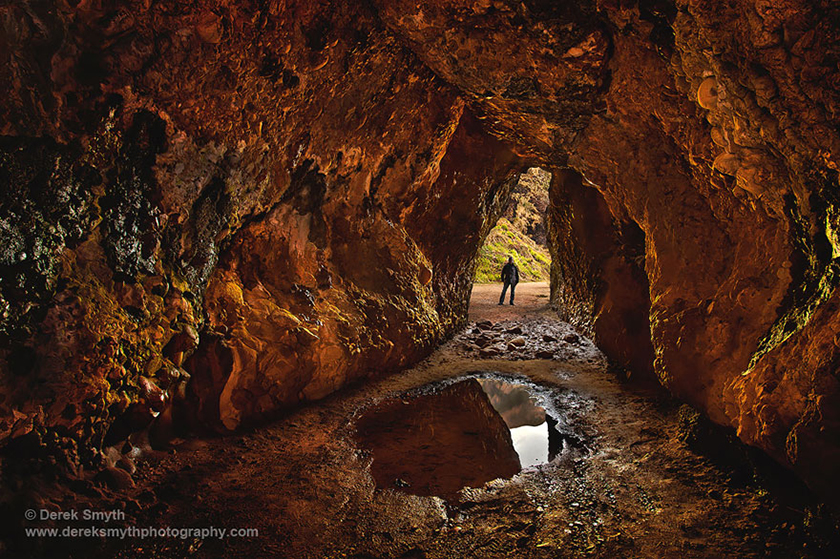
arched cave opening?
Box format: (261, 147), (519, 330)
(2, 1), (840, 557)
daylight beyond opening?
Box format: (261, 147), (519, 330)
(474, 168), (552, 284)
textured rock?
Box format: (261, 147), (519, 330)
(374, 0), (611, 160)
(0, 1), (520, 461)
(552, 0), (839, 501)
(547, 170), (655, 379)
(1, 0), (840, 505)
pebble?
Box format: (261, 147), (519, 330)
(474, 336), (494, 348)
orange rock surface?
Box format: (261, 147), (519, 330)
(1, 0), (839, 503)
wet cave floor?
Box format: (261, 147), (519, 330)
(17, 283), (839, 558)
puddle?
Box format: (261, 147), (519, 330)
(355, 376), (564, 501)
(476, 378), (562, 468)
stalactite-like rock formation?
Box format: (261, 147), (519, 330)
(1, 1), (839, 504)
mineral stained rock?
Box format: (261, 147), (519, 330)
(1, 0), (840, 504)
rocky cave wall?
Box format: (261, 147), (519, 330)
(2, 0), (840, 504)
(0, 0), (520, 470)
(570, 0), (840, 503)
(546, 169), (655, 380)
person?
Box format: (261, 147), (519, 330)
(499, 256), (520, 305)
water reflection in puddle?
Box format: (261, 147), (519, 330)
(355, 377), (562, 500)
(476, 378), (561, 468)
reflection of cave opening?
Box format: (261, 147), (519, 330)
(354, 376), (571, 501)
(476, 378), (562, 467)
(473, 167), (552, 285)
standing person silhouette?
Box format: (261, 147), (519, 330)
(499, 256), (520, 305)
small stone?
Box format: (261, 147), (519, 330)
(418, 265), (433, 285)
(506, 326), (523, 335)
(713, 152), (740, 176)
(139, 376), (166, 412)
(536, 350), (554, 359)
(564, 334), (580, 344)
(126, 443), (144, 460)
(474, 335), (493, 348)
(697, 76), (718, 109)
(542, 334), (557, 342)
(508, 337), (526, 349)
(103, 445), (121, 467)
(164, 325), (200, 356)
(476, 320), (494, 330)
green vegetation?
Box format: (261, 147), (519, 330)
(474, 218), (551, 283)
(474, 168), (552, 284)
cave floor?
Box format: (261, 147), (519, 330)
(18, 283), (835, 558)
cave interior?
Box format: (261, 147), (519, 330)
(1, 0), (840, 557)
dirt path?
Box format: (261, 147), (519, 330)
(468, 282), (550, 322)
(10, 285), (837, 558)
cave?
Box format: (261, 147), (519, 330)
(1, 0), (840, 557)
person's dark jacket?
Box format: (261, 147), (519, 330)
(501, 262), (519, 285)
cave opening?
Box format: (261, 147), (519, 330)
(473, 167), (552, 287)
(466, 165), (555, 333)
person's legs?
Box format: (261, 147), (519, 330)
(499, 282), (509, 305)
(509, 282), (516, 305)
